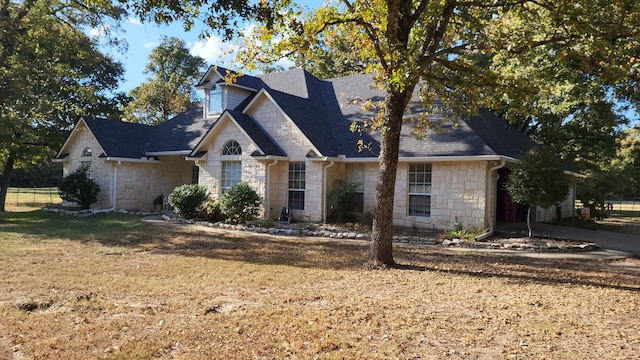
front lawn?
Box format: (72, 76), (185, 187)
(1, 211), (638, 359)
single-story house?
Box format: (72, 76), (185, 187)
(55, 65), (578, 230)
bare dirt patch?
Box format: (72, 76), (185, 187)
(1, 217), (639, 359)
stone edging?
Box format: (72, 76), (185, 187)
(40, 208), (600, 253)
(167, 216), (600, 253)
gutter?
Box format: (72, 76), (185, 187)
(475, 159), (506, 241)
(92, 161), (120, 214)
(322, 159), (336, 223)
(265, 159), (279, 219)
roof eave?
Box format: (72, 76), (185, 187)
(105, 157), (161, 163)
(144, 150), (192, 156)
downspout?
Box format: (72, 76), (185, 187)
(265, 159), (279, 219)
(322, 160), (336, 223)
(476, 159), (506, 241)
(92, 161), (120, 214)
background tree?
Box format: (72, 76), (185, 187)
(504, 149), (570, 238)
(121, 36), (206, 124)
(0, 0), (127, 212)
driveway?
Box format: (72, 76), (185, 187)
(531, 223), (640, 255)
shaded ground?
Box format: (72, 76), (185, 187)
(0, 212), (639, 359)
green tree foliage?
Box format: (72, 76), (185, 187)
(121, 36), (206, 124)
(219, 182), (261, 224)
(504, 148), (570, 238)
(0, 0), (127, 212)
(168, 184), (210, 219)
(58, 165), (101, 209)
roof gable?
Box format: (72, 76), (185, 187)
(191, 110), (286, 157)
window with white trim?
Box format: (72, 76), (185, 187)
(408, 163), (431, 217)
(288, 162), (305, 210)
(208, 85), (223, 113)
(345, 164), (364, 212)
(221, 161), (241, 192)
(82, 147), (92, 157)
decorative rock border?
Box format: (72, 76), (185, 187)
(41, 209), (600, 253)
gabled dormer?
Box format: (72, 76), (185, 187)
(196, 65), (262, 119)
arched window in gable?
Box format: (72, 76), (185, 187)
(82, 147), (92, 157)
(222, 140), (242, 156)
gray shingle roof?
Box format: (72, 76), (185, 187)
(82, 117), (152, 158)
(226, 109), (286, 157)
(149, 105), (214, 153)
(73, 67), (536, 162)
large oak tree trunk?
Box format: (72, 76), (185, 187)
(369, 88), (415, 266)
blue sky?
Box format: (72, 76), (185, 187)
(98, 3), (322, 94)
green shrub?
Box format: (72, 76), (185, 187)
(198, 200), (225, 222)
(219, 182), (261, 224)
(328, 180), (359, 222)
(58, 165), (100, 209)
(443, 224), (481, 241)
(168, 184), (209, 219)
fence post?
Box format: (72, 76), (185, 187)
(16, 188), (19, 205)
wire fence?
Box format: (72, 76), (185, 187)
(6, 187), (62, 207)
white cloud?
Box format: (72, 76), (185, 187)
(144, 42), (158, 49)
(127, 17), (143, 26)
(189, 35), (239, 65)
(88, 24), (110, 38)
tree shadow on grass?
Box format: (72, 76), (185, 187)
(395, 247), (640, 292)
(2, 211), (638, 292)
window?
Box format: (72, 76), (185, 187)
(208, 85), (223, 113)
(82, 147), (92, 157)
(221, 161), (241, 192)
(288, 162), (305, 210)
(222, 140), (242, 155)
(191, 166), (199, 184)
(408, 163), (432, 217)
(345, 164), (364, 212)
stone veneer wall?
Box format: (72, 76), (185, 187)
(389, 161), (488, 231)
(198, 118), (265, 213)
(535, 178), (576, 223)
(114, 157), (192, 211)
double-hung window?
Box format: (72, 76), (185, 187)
(408, 163), (431, 217)
(288, 162), (305, 210)
(208, 85), (223, 113)
(345, 164), (364, 212)
(221, 140), (242, 192)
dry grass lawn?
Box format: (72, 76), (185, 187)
(0, 212), (639, 359)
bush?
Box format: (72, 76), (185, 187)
(219, 182), (261, 224)
(198, 200), (225, 222)
(58, 165), (100, 209)
(328, 180), (359, 222)
(168, 184), (209, 219)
